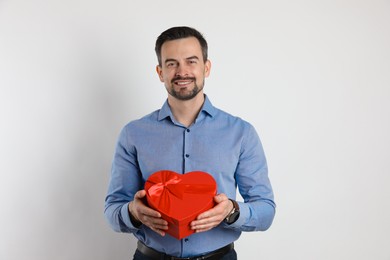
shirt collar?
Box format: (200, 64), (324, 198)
(158, 94), (216, 122)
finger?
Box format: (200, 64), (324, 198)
(196, 206), (220, 219)
(196, 203), (226, 220)
(149, 217), (168, 227)
(150, 227), (166, 236)
(140, 206), (162, 218)
(196, 210), (211, 220)
(195, 227), (213, 233)
(145, 217), (168, 236)
(193, 220), (221, 233)
(153, 223), (169, 230)
(139, 213), (164, 225)
(148, 221), (168, 231)
(138, 212), (168, 230)
(191, 215), (221, 229)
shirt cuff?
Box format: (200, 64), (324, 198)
(120, 202), (139, 229)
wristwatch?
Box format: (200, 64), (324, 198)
(224, 199), (240, 224)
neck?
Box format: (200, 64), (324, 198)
(168, 93), (205, 127)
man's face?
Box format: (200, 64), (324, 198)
(156, 37), (211, 101)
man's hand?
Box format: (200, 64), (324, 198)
(128, 190), (168, 236)
(190, 193), (233, 233)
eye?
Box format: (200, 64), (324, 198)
(188, 60), (197, 64)
(166, 62), (177, 68)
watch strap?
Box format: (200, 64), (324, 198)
(225, 199), (240, 224)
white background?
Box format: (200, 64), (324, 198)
(1, 0), (389, 259)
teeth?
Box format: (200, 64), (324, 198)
(176, 81), (191, 85)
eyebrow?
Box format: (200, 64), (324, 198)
(186, 56), (199, 61)
(164, 58), (178, 64)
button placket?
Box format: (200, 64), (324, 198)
(184, 128), (191, 160)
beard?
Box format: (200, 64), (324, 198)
(167, 76), (204, 101)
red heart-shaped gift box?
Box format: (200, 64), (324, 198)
(145, 170), (217, 239)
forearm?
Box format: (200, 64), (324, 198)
(104, 126), (143, 233)
(104, 200), (139, 233)
(227, 124), (276, 231)
(228, 199), (275, 231)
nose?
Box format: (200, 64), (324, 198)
(175, 64), (189, 77)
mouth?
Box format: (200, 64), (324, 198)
(172, 77), (195, 87)
(175, 80), (193, 86)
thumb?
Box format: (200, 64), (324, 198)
(214, 193), (227, 203)
(135, 189), (147, 199)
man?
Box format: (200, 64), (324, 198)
(105, 26), (275, 260)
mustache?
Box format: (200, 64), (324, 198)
(171, 76), (196, 83)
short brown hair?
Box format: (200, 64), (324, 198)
(155, 26), (208, 66)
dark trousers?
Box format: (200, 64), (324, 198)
(133, 248), (237, 260)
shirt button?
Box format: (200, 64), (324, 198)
(186, 129), (190, 132)
(185, 238), (189, 242)
(185, 154), (190, 158)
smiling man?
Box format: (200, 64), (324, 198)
(157, 36), (210, 101)
(105, 26), (276, 260)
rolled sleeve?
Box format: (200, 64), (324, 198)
(229, 124), (276, 231)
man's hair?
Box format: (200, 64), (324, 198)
(155, 26), (208, 66)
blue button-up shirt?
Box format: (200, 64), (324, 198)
(104, 96), (275, 257)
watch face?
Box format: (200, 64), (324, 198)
(227, 211), (240, 224)
(231, 211), (239, 222)
(225, 199), (240, 224)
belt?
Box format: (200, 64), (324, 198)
(137, 241), (234, 260)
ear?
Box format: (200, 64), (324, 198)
(156, 65), (164, 82)
(204, 60), (211, 78)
